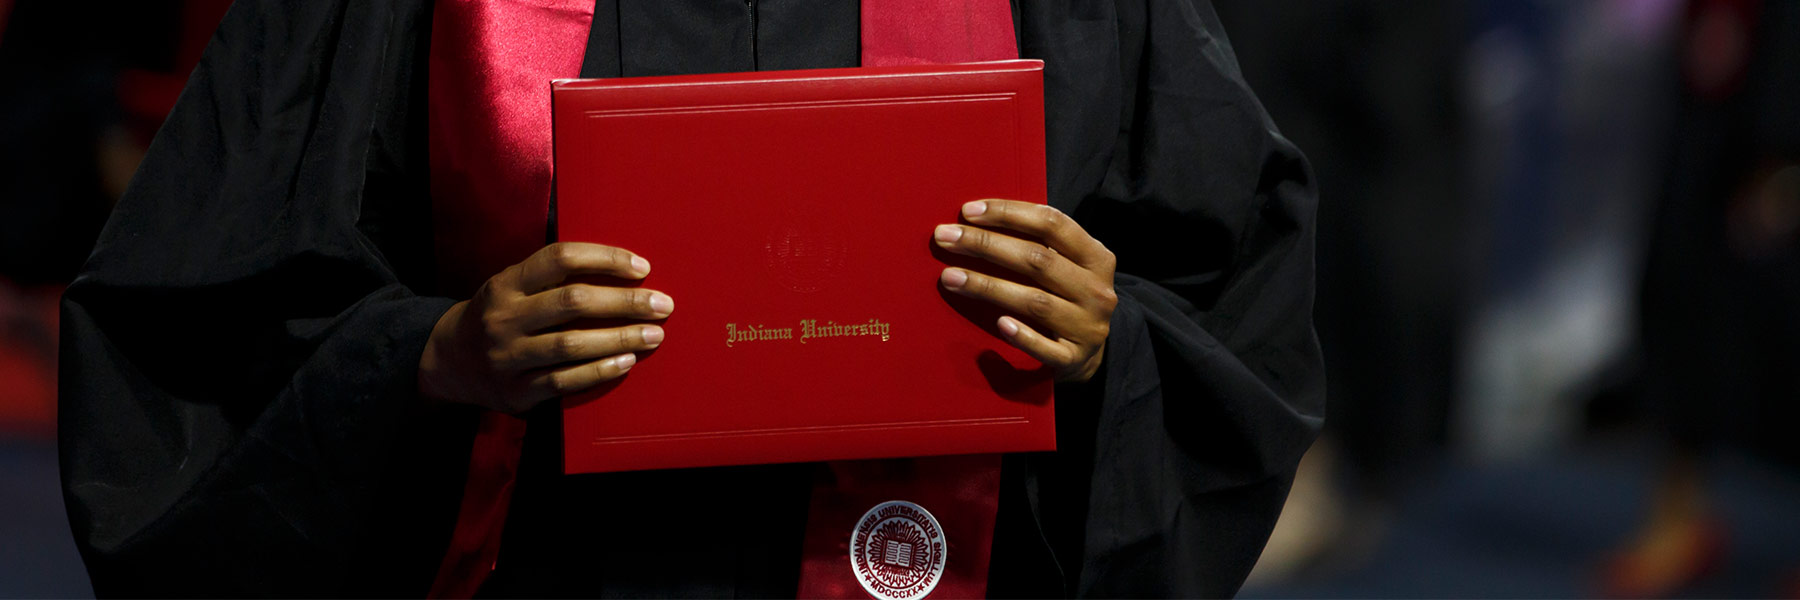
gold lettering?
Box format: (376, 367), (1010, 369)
(725, 317), (892, 347)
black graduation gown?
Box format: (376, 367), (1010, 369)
(58, 0), (1323, 597)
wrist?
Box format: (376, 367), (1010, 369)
(417, 300), (468, 405)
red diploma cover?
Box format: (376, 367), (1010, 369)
(552, 60), (1053, 475)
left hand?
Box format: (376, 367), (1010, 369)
(934, 199), (1117, 382)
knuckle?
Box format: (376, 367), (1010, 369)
(1094, 282), (1119, 308)
(601, 247), (628, 272)
(992, 200), (1012, 221)
(559, 286), (588, 312)
(1025, 246), (1056, 274)
(966, 228), (991, 252)
(552, 333), (584, 359)
(484, 346), (512, 369)
(1039, 205), (1069, 234)
(549, 243), (582, 272)
(591, 360), (618, 381)
(966, 272), (993, 295)
(546, 371), (575, 394)
(475, 277), (505, 300)
(481, 314), (511, 341)
(1026, 290), (1059, 320)
(616, 327), (637, 349)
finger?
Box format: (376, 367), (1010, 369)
(527, 353), (637, 399)
(939, 267), (1086, 335)
(995, 315), (1078, 371)
(934, 224), (1091, 301)
(513, 242), (650, 294)
(502, 324), (664, 370)
(515, 284), (674, 332)
(959, 200), (1114, 271)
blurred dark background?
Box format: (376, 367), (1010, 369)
(2, 0), (1797, 597)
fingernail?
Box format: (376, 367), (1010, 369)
(631, 255), (651, 275)
(962, 201), (987, 218)
(642, 326), (664, 347)
(615, 353), (636, 371)
(998, 317), (1019, 336)
(649, 292), (674, 315)
(934, 224), (963, 245)
(940, 268), (968, 289)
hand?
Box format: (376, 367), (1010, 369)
(418, 242), (674, 413)
(934, 200), (1117, 382)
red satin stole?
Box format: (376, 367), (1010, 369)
(799, 6), (1017, 600)
(426, 1), (591, 597)
(425, 2), (1018, 597)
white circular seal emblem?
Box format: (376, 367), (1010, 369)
(850, 500), (947, 600)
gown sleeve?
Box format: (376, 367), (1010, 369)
(1011, 0), (1325, 596)
(56, 0), (476, 595)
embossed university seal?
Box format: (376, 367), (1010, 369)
(850, 500), (947, 600)
(763, 208), (847, 294)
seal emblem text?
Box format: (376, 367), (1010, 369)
(850, 500), (946, 600)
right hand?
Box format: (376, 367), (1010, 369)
(418, 242), (674, 413)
